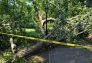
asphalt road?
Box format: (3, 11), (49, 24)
(42, 46), (92, 63)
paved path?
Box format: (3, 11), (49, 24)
(42, 46), (92, 63)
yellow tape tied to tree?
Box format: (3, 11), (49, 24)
(0, 32), (92, 49)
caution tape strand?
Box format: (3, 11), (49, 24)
(0, 32), (92, 49)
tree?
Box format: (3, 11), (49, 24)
(0, 0), (92, 62)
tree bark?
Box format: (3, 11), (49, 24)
(15, 42), (46, 58)
(15, 29), (55, 58)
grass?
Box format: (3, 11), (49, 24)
(0, 56), (6, 63)
(25, 29), (36, 33)
(0, 50), (13, 63)
(25, 28), (41, 37)
(0, 50), (45, 63)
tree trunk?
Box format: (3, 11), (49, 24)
(15, 42), (47, 58)
(15, 29), (55, 58)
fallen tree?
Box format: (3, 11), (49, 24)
(14, 28), (57, 58)
(14, 2), (92, 59)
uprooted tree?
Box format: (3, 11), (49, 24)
(0, 0), (92, 61)
(14, 9), (92, 59)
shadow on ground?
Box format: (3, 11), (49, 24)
(41, 46), (92, 63)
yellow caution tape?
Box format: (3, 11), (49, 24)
(0, 32), (92, 49)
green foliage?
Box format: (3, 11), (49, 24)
(0, 0), (92, 62)
(51, 10), (92, 43)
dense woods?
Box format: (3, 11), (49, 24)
(0, 0), (92, 63)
